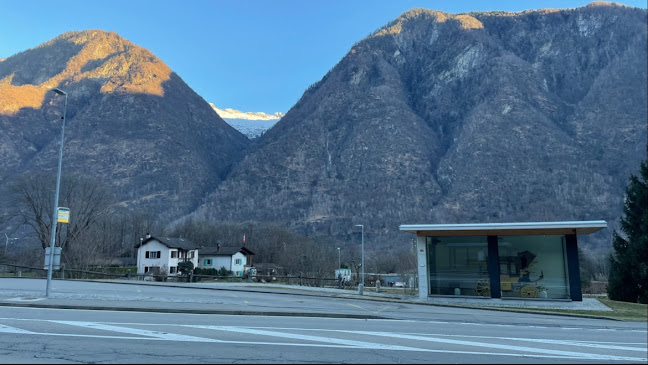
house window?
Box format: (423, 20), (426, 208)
(235, 259), (242, 265)
(170, 267), (176, 274)
(204, 259), (212, 266)
(190, 251), (194, 258)
(171, 251), (177, 258)
(144, 266), (149, 273)
(146, 251), (161, 259)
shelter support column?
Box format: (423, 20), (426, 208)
(487, 236), (501, 298)
(417, 235), (428, 300)
(565, 234), (582, 301)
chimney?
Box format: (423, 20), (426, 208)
(146, 233), (151, 239)
(217, 243), (221, 252)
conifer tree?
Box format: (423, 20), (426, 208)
(607, 160), (648, 303)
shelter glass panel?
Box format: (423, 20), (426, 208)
(497, 235), (569, 299)
(426, 236), (489, 296)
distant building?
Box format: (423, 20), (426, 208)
(135, 234), (199, 276)
(198, 244), (254, 277)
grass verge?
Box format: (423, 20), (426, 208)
(513, 296), (647, 321)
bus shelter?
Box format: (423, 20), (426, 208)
(399, 221), (607, 301)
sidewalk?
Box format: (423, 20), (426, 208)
(177, 281), (612, 311)
(0, 278), (612, 319)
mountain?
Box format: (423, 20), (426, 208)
(210, 104), (283, 139)
(0, 30), (250, 222)
(187, 2), (647, 251)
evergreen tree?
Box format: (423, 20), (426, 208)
(607, 160), (648, 303)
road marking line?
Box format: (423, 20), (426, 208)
(229, 325), (647, 352)
(50, 321), (222, 342)
(346, 303), (366, 310)
(425, 320), (647, 333)
(191, 325), (422, 351)
(0, 324), (34, 334)
(0, 320), (640, 361)
(0, 327), (576, 358)
(374, 306), (391, 314)
(339, 330), (647, 362)
(477, 336), (646, 352)
(400, 331), (648, 352)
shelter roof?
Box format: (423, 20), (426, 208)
(399, 221), (607, 236)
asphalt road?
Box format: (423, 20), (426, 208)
(0, 279), (645, 363)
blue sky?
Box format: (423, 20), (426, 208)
(1, 0), (645, 113)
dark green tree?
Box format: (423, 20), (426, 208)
(607, 160), (648, 303)
(178, 260), (194, 276)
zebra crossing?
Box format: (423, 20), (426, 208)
(0, 317), (646, 362)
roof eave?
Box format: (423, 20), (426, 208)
(399, 221), (607, 236)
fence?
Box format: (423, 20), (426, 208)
(0, 264), (418, 294)
(0, 264), (129, 280)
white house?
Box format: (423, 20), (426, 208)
(198, 244), (255, 277)
(135, 235), (199, 276)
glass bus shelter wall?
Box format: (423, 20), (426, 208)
(427, 235), (570, 299)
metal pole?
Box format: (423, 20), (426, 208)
(337, 247), (340, 269)
(4, 233), (8, 255)
(46, 89), (67, 297)
(355, 224), (364, 295)
(361, 225), (364, 286)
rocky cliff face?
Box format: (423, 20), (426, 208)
(0, 30), (250, 221)
(188, 2), (647, 250)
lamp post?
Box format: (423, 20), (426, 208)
(337, 247), (340, 269)
(355, 224), (364, 295)
(4, 234), (19, 255)
(46, 87), (67, 298)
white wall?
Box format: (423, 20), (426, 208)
(137, 241), (198, 275)
(213, 256), (231, 271)
(231, 252), (247, 276)
(198, 255), (219, 269)
(137, 240), (169, 274)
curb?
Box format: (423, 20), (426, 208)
(0, 301), (388, 320)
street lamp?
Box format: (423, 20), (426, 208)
(46, 87), (67, 298)
(4, 233), (19, 255)
(337, 247), (340, 269)
(355, 224), (364, 295)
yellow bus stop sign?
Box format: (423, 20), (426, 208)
(57, 207), (70, 223)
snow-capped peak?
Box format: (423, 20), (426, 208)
(209, 104), (284, 139)
(210, 104), (284, 121)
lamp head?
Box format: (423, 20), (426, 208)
(51, 88), (67, 96)
(355, 224), (363, 228)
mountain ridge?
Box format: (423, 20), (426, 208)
(0, 29), (249, 224)
(185, 3), (647, 251)
(0, 4), (645, 255)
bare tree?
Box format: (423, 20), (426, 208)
(12, 172), (116, 254)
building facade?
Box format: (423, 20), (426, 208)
(136, 236), (199, 276)
(197, 245), (254, 277)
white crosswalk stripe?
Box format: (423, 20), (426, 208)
(51, 320), (222, 342)
(0, 318), (645, 362)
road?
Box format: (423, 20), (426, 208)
(0, 279), (645, 363)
